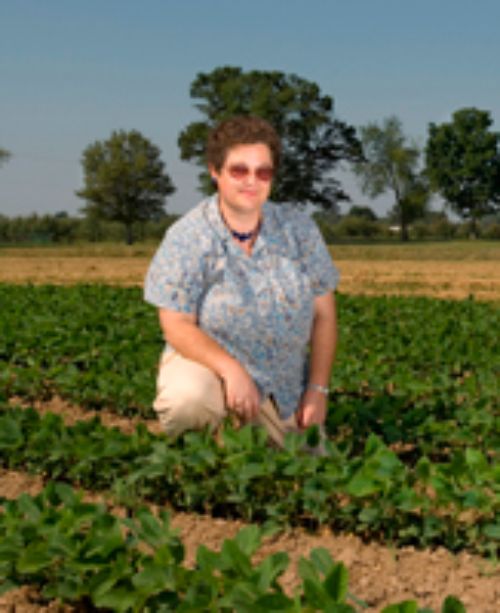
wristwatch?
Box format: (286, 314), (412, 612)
(308, 383), (329, 396)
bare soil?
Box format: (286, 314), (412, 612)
(1, 397), (499, 612)
(1, 256), (499, 301)
(335, 259), (500, 302)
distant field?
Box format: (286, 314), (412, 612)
(1, 240), (499, 301)
(330, 242), (500, 301)
(1, 240), (499, 260)
(330, 240), (500, 261)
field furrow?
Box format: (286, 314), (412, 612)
(1, 469), (498, 613)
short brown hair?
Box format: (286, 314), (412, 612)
(206, 116), (281, 171)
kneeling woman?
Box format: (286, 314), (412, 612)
(144, 116), (339, 446)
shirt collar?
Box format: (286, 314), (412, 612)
(203, 194), (228, 242)
(202, 194), (282, 256)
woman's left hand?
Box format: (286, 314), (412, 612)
(296, 388), (328, 429)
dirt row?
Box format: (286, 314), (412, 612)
(1, 256), (499, 301)
(2, 397), (499, 612)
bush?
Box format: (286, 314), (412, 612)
(481, 222), (500, 239)
(411, 217), (457, 239)
(315, 215), (388, 242)
(333, 215), (386, 239)
(0, 213), (180, 244)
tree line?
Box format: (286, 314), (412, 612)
(0, 212), (180, 245)
(2, 203), (498, 246)
(1, 66), (499, 243)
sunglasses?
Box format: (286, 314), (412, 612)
(226, 164), (274, 182)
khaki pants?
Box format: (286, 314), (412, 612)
(153, 350), (301, 448)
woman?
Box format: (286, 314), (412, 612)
(144, 116), (339, 447)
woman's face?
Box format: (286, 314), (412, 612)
(210, 143), (274, 216)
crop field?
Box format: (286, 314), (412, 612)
(0, 262), (498, 612)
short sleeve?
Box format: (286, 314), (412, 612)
(144, 222), (205, 313)
(295, 211), (340, 296)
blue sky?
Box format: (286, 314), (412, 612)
(1, 0), (499, 218)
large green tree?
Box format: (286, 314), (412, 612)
(425, 107), (500, 236)
(77, 130), (175, 244)
(354, 116), (429, 241)
(178, 66), (361, 210)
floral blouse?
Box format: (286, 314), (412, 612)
(144, 195), (339, 418)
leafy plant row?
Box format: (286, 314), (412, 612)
(1, 405), (497, 556)
(0, 482), (467, 613)
(0, 284), (498, 459)
(0, 284), (157, 416)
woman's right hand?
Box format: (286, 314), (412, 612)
(158, 309), (261, 421)
(219, 360), (261, 422)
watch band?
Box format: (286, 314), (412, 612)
(308, 383), (329, 396)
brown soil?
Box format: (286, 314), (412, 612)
(1, 256), (499, 301)
(2, 398), (499, 612)
(335, 259), (500, 302)
(7, 395), (163, 436)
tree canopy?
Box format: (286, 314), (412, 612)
(77, 130), (175, 244)
(425, 107), (500, 235)
(178, 66), (361, 211)
(354, 116), (429, 241)
(348, 205), (378, 221)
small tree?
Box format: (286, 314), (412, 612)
(354, 116), (429, 241)
(348, 205), (377, 221)
(77, 130), (175, 244)
(425, 107), (500, 237)
(0, 148), (11, 218)
(178, 66), (362, 211)
(0, 148), (11, 172)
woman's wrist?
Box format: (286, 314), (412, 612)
(307, 382), (329, 396)
(217, 355), (243, 381)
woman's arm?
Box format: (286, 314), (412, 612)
(158, 308), (261, 420)
(296, 291), (337, 428)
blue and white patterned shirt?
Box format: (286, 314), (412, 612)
(144, 195), (339, 418)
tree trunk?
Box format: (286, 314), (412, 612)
(125, 223), (134, 245)
(469, 215), (479, 239)
(399, 199), (409, 242)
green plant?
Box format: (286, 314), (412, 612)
(0, 484), (467, 612)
